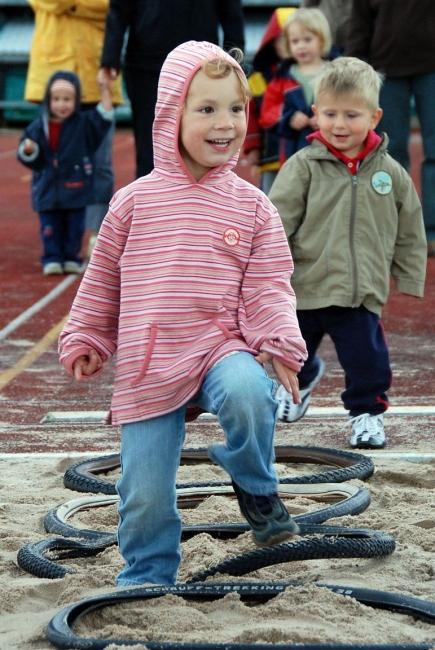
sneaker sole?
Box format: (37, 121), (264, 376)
(277, 359), (325, 423)
(253, 522), (300, 547)
(350, 439), (386, 450)
(278, 393), (311, 423)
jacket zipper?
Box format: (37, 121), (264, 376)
(349, 174), (359, 306)
(53, 154), (59, 206)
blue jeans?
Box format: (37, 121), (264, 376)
(116, 352), (279, 586)
(39, 208), (85, 266)
(379, 73), (435, 240)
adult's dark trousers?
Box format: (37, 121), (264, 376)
(296, 305), (391, 417)
(125, 67), (160, 178)
(379, 73), (435, 241)
(39, 207), (85, 266)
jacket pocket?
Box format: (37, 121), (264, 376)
(131, 323), (158, 385)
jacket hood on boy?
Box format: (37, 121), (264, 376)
(41, 70), (81, 124)
(152, 40), (246, 184)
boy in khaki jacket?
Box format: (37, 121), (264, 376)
(269, 57), (426, 449)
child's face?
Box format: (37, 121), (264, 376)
(287, 22), (323, 65)
(49, 85), (76, 122)
(180, 68), (247, 181)
(313, 91), (383, 157)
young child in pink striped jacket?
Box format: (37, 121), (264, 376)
(59, 40), (307, 587)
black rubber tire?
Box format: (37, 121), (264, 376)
(44, 484), (369, 541)
(23, 481), (370, 580)
(63, 446), (374, 495)
(187, 530), (396, 582)
(16, 537), (113, 579)
(20, 517), (374, 581)
(46, 581), (435, 649)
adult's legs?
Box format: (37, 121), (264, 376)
(116, 408), (186, 586)
(195, 352), (278, 495)
(413, 72), (435, 242)
(326, 306), (391, 416)
(85, 120), (115, 232)
(379, 77), (412, 170)
(125, 67), (159, 178)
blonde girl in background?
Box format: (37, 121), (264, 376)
(260, 8), (332, 164)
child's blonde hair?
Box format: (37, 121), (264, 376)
(314, 57), (383, 111)
(284, 8), (332, 58)
(202, 50), (250, 103)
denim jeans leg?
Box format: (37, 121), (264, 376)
(379, 77), (411, 170)
(116, 408), (186, 586)
(195, 351), (279, 495)
(413, 72), (435, 240)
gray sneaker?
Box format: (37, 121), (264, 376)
(349, 413), (385, 449)
(232, 481), (299, 546)
(276, 358), (325, 422)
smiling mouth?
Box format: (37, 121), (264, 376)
(207, 139), (232, 147)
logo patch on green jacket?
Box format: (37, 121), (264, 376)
(371, 171), (392, 195)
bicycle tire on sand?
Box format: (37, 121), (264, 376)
(46, 581), (435, 650)
(63, 445), (375, 495)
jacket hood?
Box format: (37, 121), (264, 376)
(41, 70), (81, 128)
(252, 8), (296, 75)
(152, 40), (247, 185)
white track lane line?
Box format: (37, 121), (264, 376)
(0, 451), (434, 462)
(40, 405), (435, 423)
(0, 274), (77, 341)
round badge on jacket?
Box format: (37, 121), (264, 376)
(371, 171), (393, 195)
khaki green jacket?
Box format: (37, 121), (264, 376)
(25, 0), (123, 104)
(269, 137), (427, 315)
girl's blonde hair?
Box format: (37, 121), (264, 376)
(284, 8), (332, 58)
(202, 50), (250, 102)
(314, 57), (383, 111)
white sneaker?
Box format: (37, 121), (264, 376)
(349, 413), (385, 449)
(63, 261), (83, 274)
(43, 262), (63, 276)
(276, 359), (325, 423)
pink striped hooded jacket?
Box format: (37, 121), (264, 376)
(58, 40), (307, 425)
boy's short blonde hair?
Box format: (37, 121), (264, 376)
(314, 57), (383, 111)
(202, 50), (250, 103)
(284, 8), (332, 58)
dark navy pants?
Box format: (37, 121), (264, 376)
(297, 306), (391, 417)
(39, 208), (85, 266)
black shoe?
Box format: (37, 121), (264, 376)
(232, 481), (299, 546)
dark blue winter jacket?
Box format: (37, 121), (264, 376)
(17, 71), (113, 212)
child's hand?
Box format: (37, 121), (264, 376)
(97, 66), (118, 86)
(23, 138), (36, 155)
(290, 111), (310, 130)
(73, 350), (103, 381)
(255, 351), (301, 405)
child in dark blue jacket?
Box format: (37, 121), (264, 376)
(17, 70), (113, 276)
